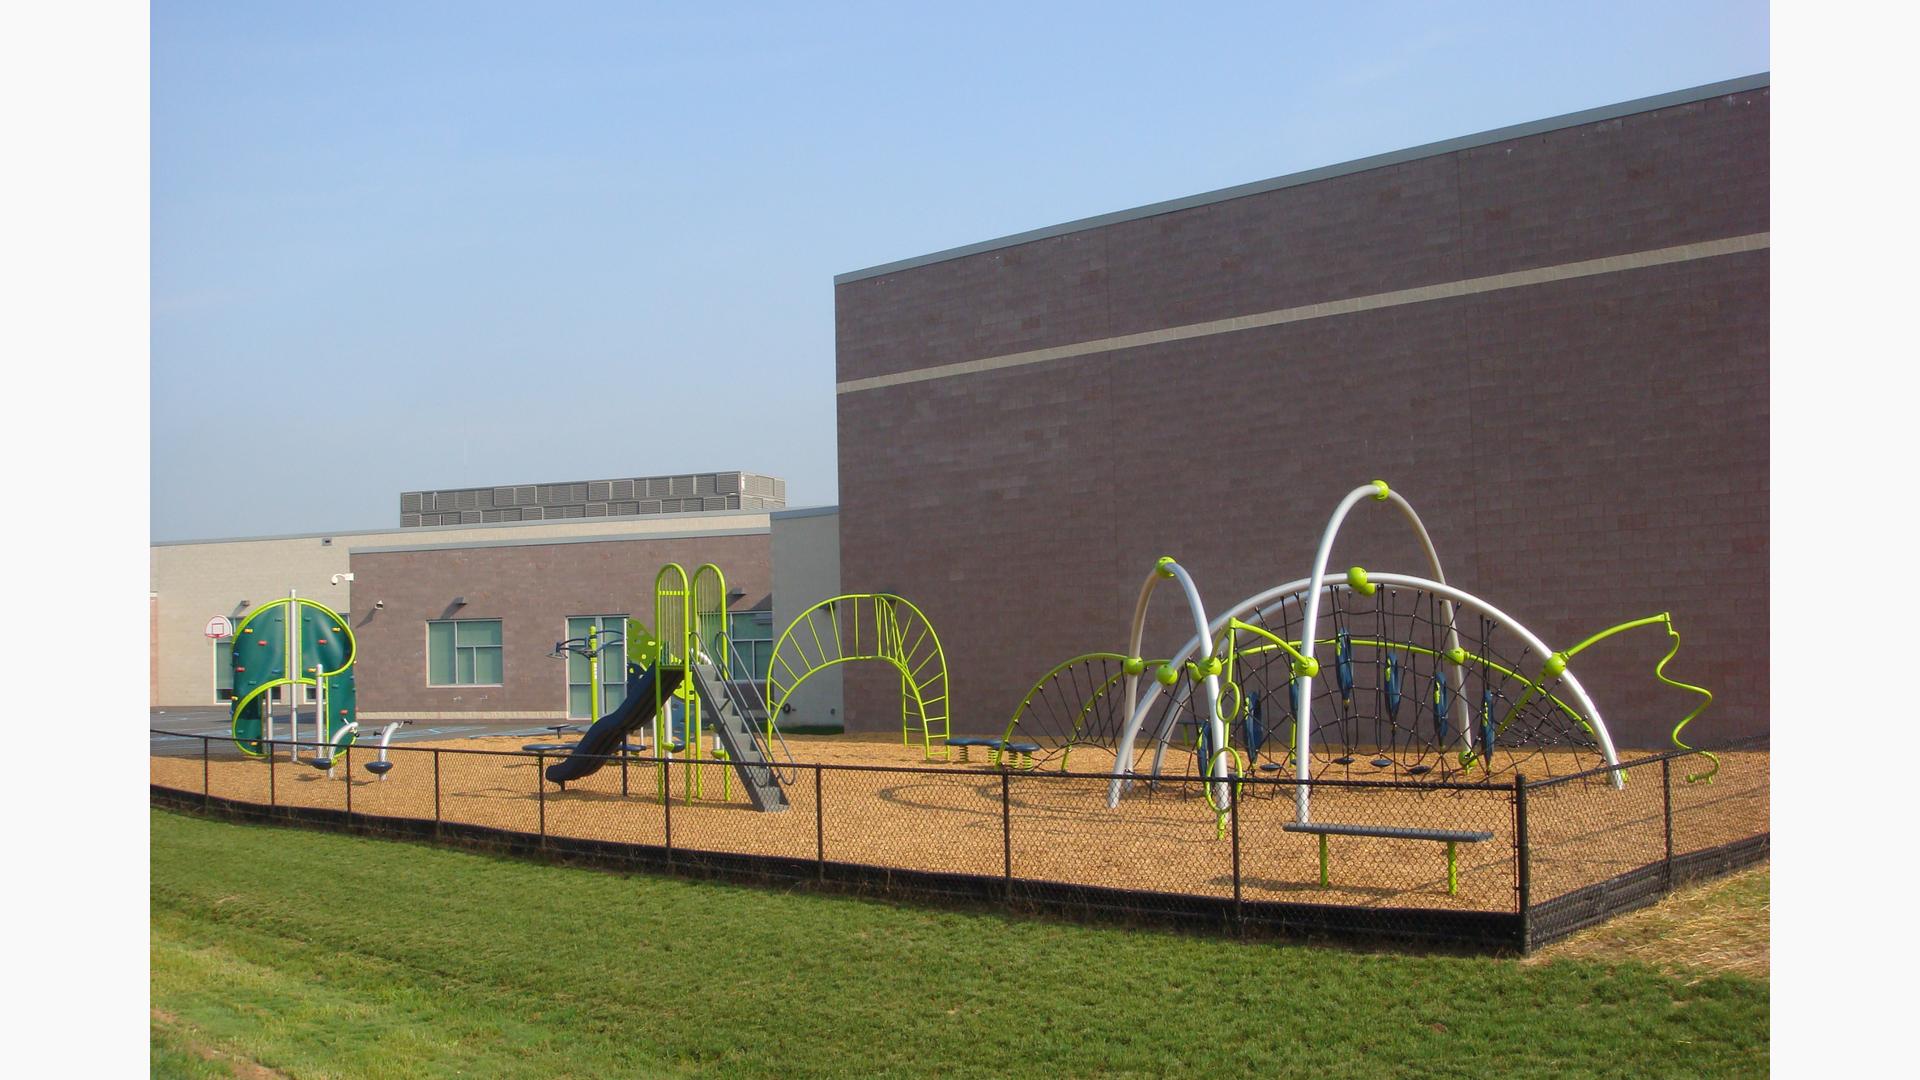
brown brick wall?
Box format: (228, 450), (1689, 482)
(835, 88), (1767, 749)
(348, 534), (771, 716)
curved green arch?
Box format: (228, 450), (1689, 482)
(767, 594), (950, 760)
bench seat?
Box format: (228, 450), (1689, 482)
(1283, 821), (1492, 895)
(1282, 821), (1491, 844)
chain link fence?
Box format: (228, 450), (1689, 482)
(149, 730), (1766, 951)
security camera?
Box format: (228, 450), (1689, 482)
(330, 572), (355, 585)
(375, 600), (385, 609)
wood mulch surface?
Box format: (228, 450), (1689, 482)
(156, 734), (1767, 914)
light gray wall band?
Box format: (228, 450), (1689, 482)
(837, 232), (1769, 395)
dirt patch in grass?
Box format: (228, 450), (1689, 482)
(1528, 862), (1769, 980)
(152, 1008), (290, 1079)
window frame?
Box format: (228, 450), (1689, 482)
(725, 610), (774, 683)
(426, 618), (505, 688)
(213, 638), (235, 703)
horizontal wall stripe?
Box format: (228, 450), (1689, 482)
(836, 232), (1769, 396)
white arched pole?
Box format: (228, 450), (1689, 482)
(1291, 482), (1465, 822)
(1112, 558), (1228, 808)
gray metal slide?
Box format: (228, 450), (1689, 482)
(687, 659), (789, 812)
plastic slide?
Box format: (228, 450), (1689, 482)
(544, 663), (685, 784)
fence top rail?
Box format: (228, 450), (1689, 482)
(153, 728), (1516, 791)
(1521, 734), (1769, 791)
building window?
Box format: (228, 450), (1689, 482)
(566, 615), (627, 719)
(428, 619), (503, 686)
(214, 640), (235, 702)
(727, 611), (773, 682)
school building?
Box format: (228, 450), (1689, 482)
(154, 74), (1768, 749)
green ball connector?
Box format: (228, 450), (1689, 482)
(1445, 646), (1468, 666)
(1123, 656), (1147, 676)
(1155, 664), (1179, 686)
(1346, 565), (1376, 596)
(1291, 657), (1320, 678)
(1370, 479), (1391, 500)
(1543, 653), (1569, 678)
(1155, 556), (1178, 579)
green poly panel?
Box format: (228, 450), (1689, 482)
(325, 668), (356, 737)
(232, 692), (266, 754)
(230, 597), (357, 757)
(298, 601), (354, 676)
(231, 603), (288, 702)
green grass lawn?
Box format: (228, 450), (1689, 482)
(151, 807), (1766, 1079)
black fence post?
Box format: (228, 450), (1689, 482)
(814, 765), (825, 882)
(663, 764), (674, 869)
(1001, 770), (1013, 900)
(432, 749), (442, 833)
(344, 745), (353, 821)
(537, 752), (547, 844)
(1230, 779), (1244, 936)
(1662, 756), (1675, 892)
(201, 736), (210, 807)
(268, 741), (276, 811)
(1514, 774), (1531, 950)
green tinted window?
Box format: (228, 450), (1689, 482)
(429, 619), (502, 686)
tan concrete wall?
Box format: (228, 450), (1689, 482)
(769, 508), (843, 728)
(150, 510), (772, 709)
(150, 536), (353, 707)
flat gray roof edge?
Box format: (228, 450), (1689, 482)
(834, 73), (1769, 285)
(349, 524), (771, 555)
(770, 504), (840, 521)
(153, 508), (775, 548)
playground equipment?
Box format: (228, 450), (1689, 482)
(542, 564), (790, 812)
(765, 593), (952, 761)
(229, 592), (358, 766)
(301, 720), (404, 779)
(550, 622), (625, 730)
(993, 482), (1713, 843)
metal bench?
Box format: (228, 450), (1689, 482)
(1282, 821), (1494, 896)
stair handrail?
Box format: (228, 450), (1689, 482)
(705, 631), (800, 786)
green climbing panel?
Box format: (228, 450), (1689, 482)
(230, 597), (358, 758)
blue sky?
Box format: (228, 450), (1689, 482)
(152, 1), (1768, 540)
